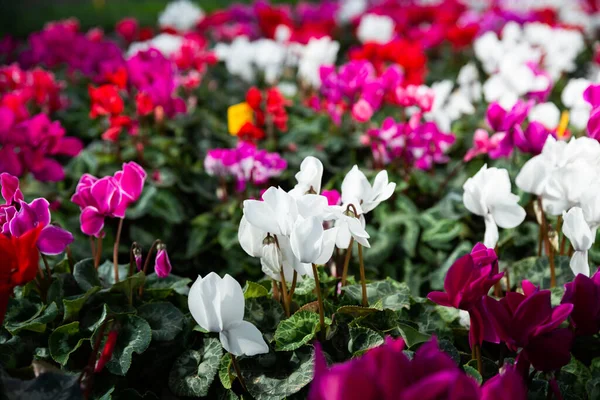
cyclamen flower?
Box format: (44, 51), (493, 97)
(88, 85), (124, 118)
(0, 112), (83, 181)
(484, 282), (574, 372)
(463, 165), (526, 248)
(356, 14), (395, 44)
(561, 268), (600, 336)
(1, 176), (73, 256)
(485, 100), (533, 159)
(309, 336), (526, 400)
(204, 142), (286, 192)
(562, 207), (593, 277)
(158, 0), (204, 33)
(154, 243), (172, 278)
(428, 243), (502, 347)
(188, 273), (269, 356)
(71, 162), (146, 237)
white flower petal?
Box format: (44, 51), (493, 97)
(220, 320), (269, 356)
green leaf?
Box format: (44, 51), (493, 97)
(348, 327), (384, 356)
(244, 281), (269, 299)
(336, 305), (381, 318)
(463, 365), (482, 385)
(110, 271), (146, 298)
(245, 297), (285, 333)
(5, 301), (59, 335)
(149, 190), (185, 223)
(395, 322), (430, 348)
(218, 354), (233, 390)
(97, 261), (130, 288)
(292, 278), (315, 296)
(421, 219), (463, 249)
(343, 279), (411, 310)
(168, 338), (223, 397)
(274, 311), (330, 351)
(1, 372), (82, 399)
(126, 186), (157, 220)
(49, 322), (88, 366)
(103, 315), (152, 376)
(244, 349), (314, 400)
(145, 273), (191, 296)
(62, 287), (100, 322)
(137, 302), (184, 341)
(73, 258), (101, 292)
(511, 256), (574, 289)
(466, 357), (498, 382)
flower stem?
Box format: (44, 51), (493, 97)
(40, 253), (52, 280)
(279, 269), (290, 317)
(474, 343), (483, 375)
(66, 245), (74, 272)
(357, 244), (368, 307)
(230, 354), (247, 393)
(340, 238), (354, 287)
(139, 239), (160, 297)
(505, 268), (511, 293)
(113, 218), (124, 283)
(312, 263), (326, 337)
(94, 236), (103, 269)
(90, 237), (97, 267)
(538, 198), (556, 288)
(289, 270), (298, 299)
(272, 279), (280, 302)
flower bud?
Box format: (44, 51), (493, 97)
(95, 329), (118, 373)
(261, 236), (282, 280)
(155, 243), (172, 278)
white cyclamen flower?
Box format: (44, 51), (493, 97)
(297, 36), (340, 88)
(356, 14), (395, 44)
(243, 187), (298, 237)
(341, 166), (396, 214)
(561, 78), (594, 130)
(290, 216), (337, 264)
(562, 207), (593, 277)
(127, 33), (184, 58)
(463, 164), (526, 248)
(289, 156), (324, 197)
(188, 273), (269, 356)
(158, 0), (204, 32)
(529, 102), (560, 130)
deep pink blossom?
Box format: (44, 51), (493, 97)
(428, 243), (502, 347)
(321, 189), (341, 206)
(464, 129), (504, 162)
(561, 268), (600, 336)
(0, 173), (73, 255)
(484, 281), (574, 372)
(486, 100), (532, 159)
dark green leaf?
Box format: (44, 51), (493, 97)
(97, 261), (130, 289)
(348, 327), (384, 356)
(73, 258), (101, 292)
(137, 302), (184, 341)
(110, 271), (146, 298)
(396, 322), (430, 348)
(49, 322), (88, 366)
(1, 372), (82, 400)
(343, 279), (411, 310)
(103, 315), (152, 376)
(466, 357), (498, 382)
(218, 354), (233, 390)
(5, 301), (58, 335)
(62, 287), (100, 322)
(168, 338), (223, 397)
(463, 365), (482, 384)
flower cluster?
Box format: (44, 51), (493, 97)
(204, 141), (287, 193)
(366, 117), (455, 171)
(240, 86), (289, 141)
(317, 61), (402, 124)
(309, 337), (526, 400)
(71, 162), (146, 237)
(0, 64), (83, 181)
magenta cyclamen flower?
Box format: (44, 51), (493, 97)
(309, 336), (526, 400)
(71, 162), (146, 237)
(204, 142), (286, 192)
(484, 281), (573, 372)
(561, 268), (600, 336)
(428, 243), (502, 347)
(0, 173), (73, 255)
(0, 112), (83, 181)
(154, 243), (172, 278)
(485, 100), (532, 159)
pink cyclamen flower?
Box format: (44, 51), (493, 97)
(428, 243), (502, 348)
(464, 129), (504, 162)
(1, 173), (73, 255)
(484, 281), (573, 372)
(351, 98), (373, 122)
(486, 100), (532, 159)
(480, 365), (527, 400)
(71, 162), (146, 237)
(154, 243), (172, 278)
(321, 189), (341, 206)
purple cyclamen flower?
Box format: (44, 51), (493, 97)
(486, 100), (532, 159)
(561, 267), (600, 336)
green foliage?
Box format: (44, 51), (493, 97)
(168, 338), (223, 397)
(274, 311), (330, 351)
